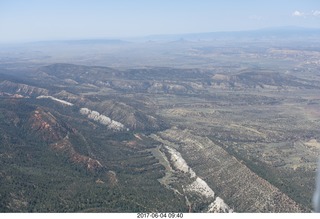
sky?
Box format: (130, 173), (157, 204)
(0, 0), (320, 43)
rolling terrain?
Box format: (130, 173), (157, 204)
(1, 33), (320, 212)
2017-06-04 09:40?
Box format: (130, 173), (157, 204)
(137, 213), (183, 218)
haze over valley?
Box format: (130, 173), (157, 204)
(1, 0), (320, 213)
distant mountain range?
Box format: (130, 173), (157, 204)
(10, 26), (319, 46)
(140, 26), (320, 42)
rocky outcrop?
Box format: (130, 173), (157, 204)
(28, 108), (69, 142)
(147, 82), (188, 94)
(0, 80), (49, 97)
(51, 136), (103, 172)
(153, 128), (305, 212)
(165, 146), (196, 178)
(149, 137), (233, 213)
(207, 197), (232, 213)
(36, 95), (74, 106)
(106, 170), (118, 188)
(28, 107), (104, 173)
(86, 100), (166, 131)
(185, 177), (215, 199)
(80, 108), (125, 131)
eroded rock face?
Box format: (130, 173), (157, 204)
(51, 137), (104, 172)
(28, 107), (104, 173)
(106, 170), (118, 188)
(28, 108), (68, 142)
(79, 108), (125, 131)
(154, 128), (305, 212)
(98, 115), (112, 126)
(147, 135), (233, 213)
(36, 95), (74, 106)
(207, 197), (232, 213)
(165, 146), (196, 178)
(185, 177), (215, 199)
(0, 80), (49, 96)
(79, 108), (91, 115)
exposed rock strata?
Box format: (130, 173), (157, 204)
(80, 107), (125, 131)
(0, 80), (49, 96)
(153, 128), (305, 212)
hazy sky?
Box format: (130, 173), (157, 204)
(0, 0), (320, 43)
